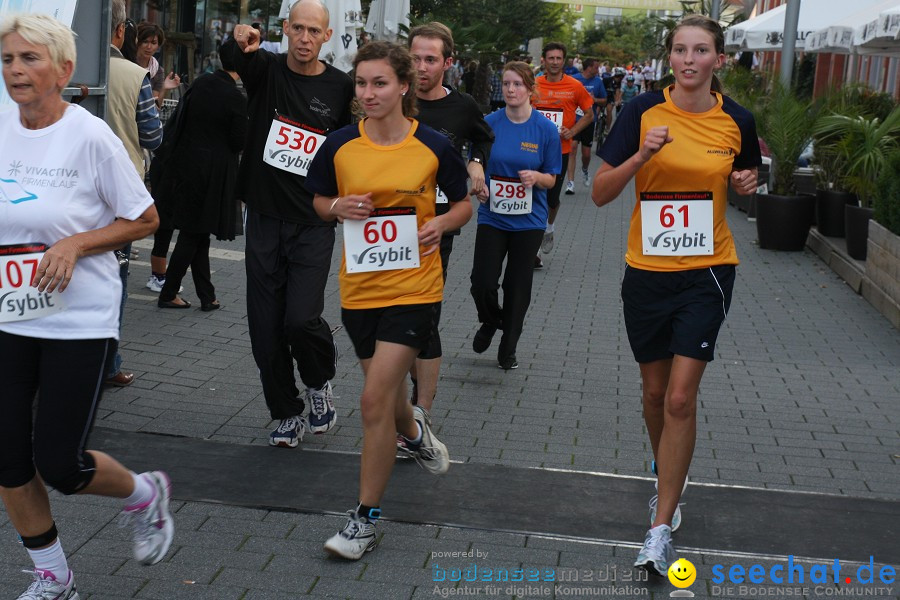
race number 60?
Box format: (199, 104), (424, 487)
(364, 220), (398, 244)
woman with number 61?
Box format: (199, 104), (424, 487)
(469, 61), (561, 371)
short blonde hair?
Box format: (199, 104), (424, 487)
(0, 13), (77, 85)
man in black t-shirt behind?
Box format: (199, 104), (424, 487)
(400, 22), (493, 431)
(232, 0), (353, 449)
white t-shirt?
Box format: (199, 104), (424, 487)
(0, 105), (154, 340)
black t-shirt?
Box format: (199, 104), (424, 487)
(232, 48), (353, 225)
(416, 87), (494, 222)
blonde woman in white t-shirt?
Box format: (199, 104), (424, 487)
(0, 13), (175, 598)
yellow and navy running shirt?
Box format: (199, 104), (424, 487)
(305, 118), (468, 310)
(599, 86), (761, 272)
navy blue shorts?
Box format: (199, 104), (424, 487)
(621, 265), (735, 363)
(342, 302), (441, 360)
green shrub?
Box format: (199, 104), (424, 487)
(873, 150), (900, 236)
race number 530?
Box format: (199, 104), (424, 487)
(640, 192), (714, 256)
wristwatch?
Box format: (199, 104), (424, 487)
(470, 157), (483, 165)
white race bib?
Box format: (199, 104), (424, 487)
(344, 207), (420, 273)
(640, 192), (714, 256)
(0, 244), (66, 323)
(538, 108), (563, 133)
(435, 186), (448, 204)
(489, 176), (533, 215)
(262, 112), (327, 177)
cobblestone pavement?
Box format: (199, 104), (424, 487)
(1, 178), (897, 599)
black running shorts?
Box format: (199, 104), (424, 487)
(621, 264), (735, 363)
(342, 303), (441, 360)
(574, 121), (596, 147)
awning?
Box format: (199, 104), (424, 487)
(725, 0), (887, 52)
(806, 0), (899, 53)
(855, 3), (900, 55)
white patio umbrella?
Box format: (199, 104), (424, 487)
(806, 0), (898, 53)
(726, 0), (885, 52)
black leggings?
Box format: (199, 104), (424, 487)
(470, 225), (544, 359)
(151, 227), (174, 259)
(160, 231), (215, 305)
(0, 331), (110, 494)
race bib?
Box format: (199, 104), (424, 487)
(640, 192), (714, 256)
(262, 112), (326, 177)
(344, 207), (420, 273)
(0, 243), (66, 323)
(489, 176), (533, 215)
(435, 186), (448, 204)
(538, 108), (563, 133)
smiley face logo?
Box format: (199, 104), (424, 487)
(668, 558), (696, 588)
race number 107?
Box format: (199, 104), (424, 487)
(0, 258), (38, 289)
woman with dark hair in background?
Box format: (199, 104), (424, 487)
(135, 22), (179, 108)
(151, 38), (247, 311)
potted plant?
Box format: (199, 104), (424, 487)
(814, 105), (900, 260)
(810, 138), (857, 238)
(753, 85), (818, 251)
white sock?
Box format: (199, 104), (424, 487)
(123, 472), (156, 509)
(404, 421), (423, 445)
(546, 223), (555, 234)
(27, 539), (69, 582)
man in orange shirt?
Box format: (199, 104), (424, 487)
(533, 42), (594, 268)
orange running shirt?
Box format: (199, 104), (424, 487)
(598, 86), (761, 272)
(534, 74), (595, 155)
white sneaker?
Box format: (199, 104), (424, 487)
(564, 179), (575, 195)
(649, 476), (688, 532)
(269, 415), (307, 448)
(634, 524), (676, 576)
(145, 275), (164, 293)
(17, 568), (78, 599)
(120, 471), (174, 565)
(307, 382), (337, 434)
(407, 407), (449, 475)
(145, 275), (182, 293)
(582, 168), (591, 187)
(324, 510), (377, 560)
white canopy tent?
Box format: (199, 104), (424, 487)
(854, 3), (900, 55)
(806, 0), (898, 54)
(725, 0), (886, 52)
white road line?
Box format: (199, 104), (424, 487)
(132, 239), (244, 261)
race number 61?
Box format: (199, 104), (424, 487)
(659, 204), (689, 228)
(274, 126), (319, 154)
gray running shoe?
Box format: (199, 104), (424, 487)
(307, 381), (336, 434)
(541, 231), (554, 254)
(269, 415), (307, 448)
(408, 408), (449, 475)
(16, 569), (78, 600)
(634, 524), (676, 576)
(121, 471), (174, 566)
(324, 510), (377, 560)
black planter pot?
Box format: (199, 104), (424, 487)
(756, 193), (816, 251)
(845, 204), (874, 260)
(815, 189), (857, 238)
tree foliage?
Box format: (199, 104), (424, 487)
(582, 15), (658, 62)
(410, 0), (568, 57)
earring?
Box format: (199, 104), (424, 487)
(401, 91), (406, 96)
